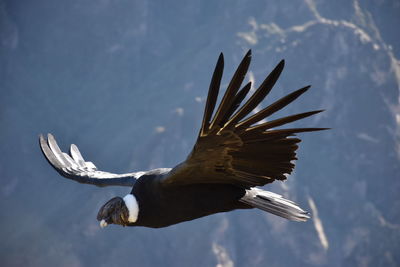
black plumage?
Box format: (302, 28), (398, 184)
(39, 50), (327, 228)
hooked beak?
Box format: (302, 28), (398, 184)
(100, 219), (108, 228)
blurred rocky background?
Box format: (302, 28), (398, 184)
(1, 0), (399, 266)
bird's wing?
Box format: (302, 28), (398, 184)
(162, 50), (327, 187)
(39, 134), (169, 187)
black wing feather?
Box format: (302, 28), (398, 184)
(163, 52), (327, 187)
(209, 50), (252, 131)
(236, 86), (310, 129)
(200, 53), (224, 136)
(224, 59), (285, 130)
(245, 110), (324, 134)
(219, 82), (252, 127)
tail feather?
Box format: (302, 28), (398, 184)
(240, 188), (310, 222)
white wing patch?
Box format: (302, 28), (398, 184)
(39, 133), (146, 186)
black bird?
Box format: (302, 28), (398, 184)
(39, 50), (326, 228)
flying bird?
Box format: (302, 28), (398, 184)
(39, 50), (326, 228)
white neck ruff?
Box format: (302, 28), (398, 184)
(123, 194), (139, 223)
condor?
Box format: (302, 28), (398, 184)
(39, 50), (326, 228)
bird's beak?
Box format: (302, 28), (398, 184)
(100, 219), (108, 228)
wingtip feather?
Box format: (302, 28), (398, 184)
(218, 52), (224, 65)
(245, 49), (252, 58)
(209, 50), (252, 131)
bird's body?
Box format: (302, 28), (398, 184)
(39, 50), (327, 228)
(129, 172), (249, 228)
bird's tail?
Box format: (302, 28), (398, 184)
(239, 188), (310, 222)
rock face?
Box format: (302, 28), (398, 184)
(1, 0), (399, 266)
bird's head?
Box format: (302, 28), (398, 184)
(97, 197), (129, 227)
(97, 194), (139, 228)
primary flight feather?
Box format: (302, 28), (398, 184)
(39, 50), (327, 228)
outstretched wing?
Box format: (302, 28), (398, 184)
(162, 50), (327, 187)
(39, 134), (170, 187)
